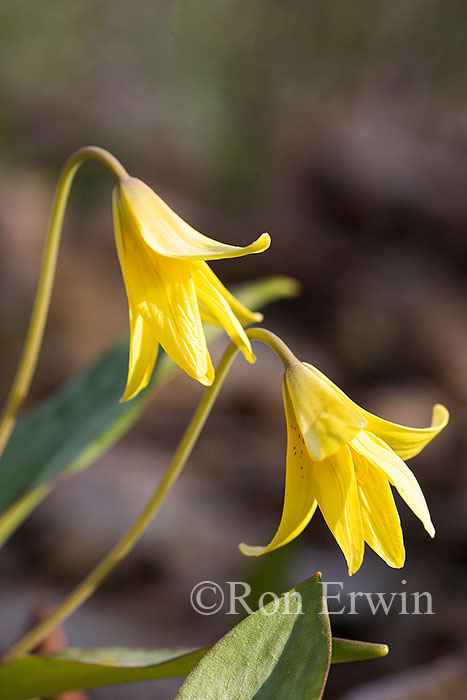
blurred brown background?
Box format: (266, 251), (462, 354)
(0, 1), (466, 698)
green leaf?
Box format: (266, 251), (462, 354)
(0, 276), (299, 542)
(176, 573), (332, 700)
(331, 637), (389, 664)
(0, 647), (207, 700)
(0, 599), (388, 699)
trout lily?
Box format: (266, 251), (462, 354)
(240, 361), (448, 575)
(112, 177), (270, 400)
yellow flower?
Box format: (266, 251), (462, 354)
(112, 177), (270, 400)
(240, 361), (449, 575)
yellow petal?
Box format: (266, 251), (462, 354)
(351, 432), (435, 537)
(193, 263), (255, 363)
(310, 447), (364, 576)
(239, 382), (318, 556)
(352, 450), (405, 568)
(360, 404), (449, 460)
(121, 312), (159, 402)
(194, 261), (263, 326)
(113, 189), (214, 386)
(302, 364), (449, 461)
(117, 178), (270, 260)
(285, 363), (366, 460)
(313, 412), (366, 459)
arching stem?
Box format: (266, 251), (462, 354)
(0, 147), (128, 456)
(4, 342), (238, 660)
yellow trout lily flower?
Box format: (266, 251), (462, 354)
(112, 177), (270, 400)
(240, 361), (449, 575)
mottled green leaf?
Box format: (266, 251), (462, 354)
(0, 597), (388, 698)
(0, 647), (207, 700)
(176, 573), (332, 700)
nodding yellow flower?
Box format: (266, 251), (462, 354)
(112, 177), (270, 400)
(240, 361), (449, 575)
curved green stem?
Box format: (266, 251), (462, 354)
(247, 327), (298, 367)
(4, 342), (238, 660)
(0, 147), (128, 456)
(3, 327), (296, 658)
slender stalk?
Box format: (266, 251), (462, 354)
(0, 147), (128, 456)
(247, 327), (298, 368)
(3, 327), (296, 658)
(4, 343), (238, 660)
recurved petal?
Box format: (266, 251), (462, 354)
(117, 177), (270, 261)
(285, 363), (366, 461)
(351, 432), (435, 537)
(239, 382), (318, 556)
(139, 259), (214, 386)
(194, 261), (263, 326)
(310, 446), (365, 576)
(301, 364), (449, 461)
(193, 264), (255, 363)
(121, 312), (159, 402)
(114, 193), (214, 386)
(352, 449), (405, 568)
(359, 404), (449, 460)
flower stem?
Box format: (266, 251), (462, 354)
(0, 147), (128, 457)
(247, 327), (298, 367)
(3, 328), (295, 658)
(3, 342), (238, 660)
